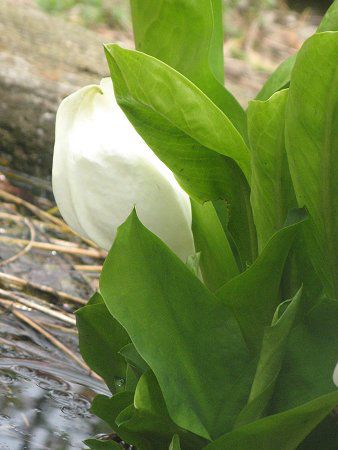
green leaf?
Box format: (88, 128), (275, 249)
(130, 0), (246, 137)
(256, 1), (338, 102)
(317, 0), (338, 32)
(104, 44), (251, 188)
(191, 199), (238, 290)
(255, 54), (296, 102)
(248, 89), (296, 251)
(100, 210), (253, 440)
(285, 32), (338, 298)
(235, 288), (303, 426)
(270, 297), (338, 413)
(216, 209), (307, 352)
(203, 391), (338, 450)
(125, 364), (139, 392)
(91, 392), (134, 429)
(91, 392), (145, 448)
(84, 439), (122, 449)
(119, 343), (149, 373)
(76, 293), (130, 392)
(116, 371), (207, 450)
(87, 291), (104, 305)
(169, 434), (182, 450)
(105, 44), (257, 264)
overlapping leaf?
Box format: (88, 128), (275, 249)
(76, 292), (129, 392)
(248, 89), (296, 250)
(216, 209), (307, 352)
(191, 199), (238, 290)
(100, 210), (254, 440)
(270, 297), (338, 413)
(105, 44), (256, 264)
(130, 0), (246, 137)
(204, 391), (338, 450)
(235, 289), (303, 426)
(285, 31), (338, 298)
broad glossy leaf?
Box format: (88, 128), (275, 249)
(105, 44), (257, 264)
(236, 289), (303, 426)
(204, 391), (338, 450)
(130, 0), (246, 137)
(216, 209), (307, 352)
(116, 371), (206, 450)
(285, 32), (338, 298)
(270, 297), (338, 413)
(104, 45), (251, 186)
(191, 199), (238, 290)
(76, 293), (130, 392)
(100, 210), (253, 440)
(248, 89), (296, 251)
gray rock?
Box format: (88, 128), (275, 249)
(0, 0), (120, 178)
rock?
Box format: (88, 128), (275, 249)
(0, 0), (127, 178)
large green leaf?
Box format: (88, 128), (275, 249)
(270, 297), (338, 413)
(76, 293), (130, 392)
(100, 210), (253, 440)
(105, 44), (257, 264)
(235, 289), (303, 427)
(130, 0), (246, 137)
(115, 371), (206, 450)
(216, 209), (307, 352)
(104, 45), (250, 187)
(256, 0), (338, 101)
(248, 89), (296, 251)
(285, 32), (338, 298)
(191, 199), (238, 290)
(203, 391), (338, 450)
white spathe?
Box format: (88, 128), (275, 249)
(333, 363), (338, 387)
(52, 78), (195, 261)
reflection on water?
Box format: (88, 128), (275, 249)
(0, 360), (110, 449)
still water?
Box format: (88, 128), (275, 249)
(0, 358), (110, 449)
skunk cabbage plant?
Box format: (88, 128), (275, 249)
(52, 1), (338, 449)
(52, 78), (194, 261)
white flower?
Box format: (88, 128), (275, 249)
(52, 78), (195, 261)
(333, 363), (338, 387)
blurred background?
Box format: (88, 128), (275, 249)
(0, 1), (333, 448)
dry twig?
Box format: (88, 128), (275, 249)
(0, 289), (76, 325)
(0, 271), (86, 305)
(0, 235), (106, 258)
